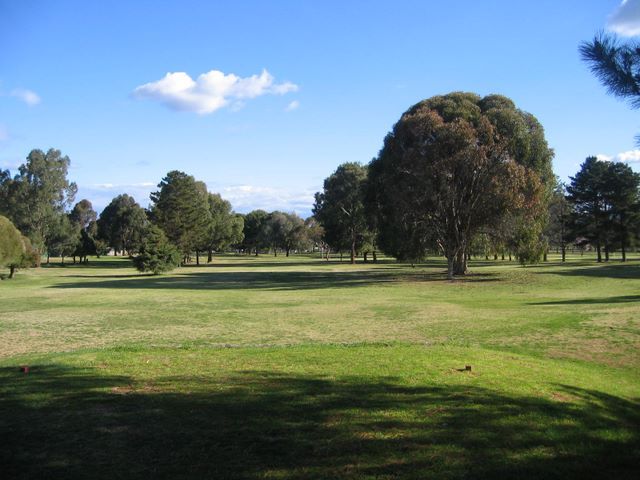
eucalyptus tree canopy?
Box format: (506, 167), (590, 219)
(369, 92), (553, 278)
(262, 211), (306, 256)
(0, 149), (77, 264)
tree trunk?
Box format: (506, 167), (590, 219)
(621, 243), (626, 262)
(501, 253), (504, 261)
(350, 239), (356, 265)
(364, 252), (368, 263)
(494, 253), (498, 260)
(9, 265), (16, 279)
(447, 256), (454, 281)
(596, 242), (602, 262)
(208, 250), (213, 263)
(286, 247), (290, 257)
(561, 245), (566, 262)
(604, 245), (610, 262)
(543, 251), (548, 262)
(340, 252), (343, 262)
(196, 250), (200, 266)
(453, 250), (467, 276)
(373, 250), (377, 263)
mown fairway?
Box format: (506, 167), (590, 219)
(1, 255), (639, 479)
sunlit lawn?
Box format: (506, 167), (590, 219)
(1, 254), (638, 478)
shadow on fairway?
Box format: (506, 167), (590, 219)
(532, 295), (640, 306)
(53, 268), (500, 291)
(1, 364), (638, 480)
(536, 261), (640, 280)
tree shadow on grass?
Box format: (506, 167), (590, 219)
(1, 364), (638, 479)
(53, 268), (500, 291)
(532, 295), (640, 306)
(536, 262), (640, 280)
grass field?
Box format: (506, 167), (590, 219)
(1, 254), (639, 479)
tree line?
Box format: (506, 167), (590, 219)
(2, 93), (639, 278)
(0, 156), (325, 275)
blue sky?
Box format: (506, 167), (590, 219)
(1, 0), (639, 217)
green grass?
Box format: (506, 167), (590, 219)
(1, 254), (639, 478)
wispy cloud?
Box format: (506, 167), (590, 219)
(0, 124), (9, 142)
(607, 0), (640, 36)
(81, 181), (316, 217)
(10, 88), (41, 106)
(133, 69), (298, 115)
(596, 153), (613, 162)
(285, 100), (300, 112)
(0, 158), (21, 170)
(79, 182), (157, 212)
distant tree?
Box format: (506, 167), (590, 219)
(0, 149), (77, 265)
(580, 33), (640, 143)
(149, 171), (211, 263)
(69, 199), (98, 263)
(369, 93), (552, 278)
(242, 209), (269, 255)
(69, 199), (97, 230)
(0, 215), (24, 277)
(601, 161), (640, 261)
(544, 182), (571, 262)
(229, 214), (245, 251)
(262, 211), (305, 256)
(567, 157), (610, 262)
(133, 224), (181, 275)
(313, 162), (370, 264)
(46, 214), (80, 264)
(280, 212), (306, 256)
(304, 216), (328, 257)
(97, 194), (147, 256)
(201, 193), (244, 263)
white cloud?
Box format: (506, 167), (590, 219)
(607, 0), (640, 36)
(285, 100), (300, 112)
(596, 149), (640, 163)
(616, 149), (640, 162)
(219, 184), (315, 216)
(10, 88), (41, 106)
(133, 69), (298, 114)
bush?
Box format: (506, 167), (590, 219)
(0, 216), (25, 278)
(133, 225), (180, 275)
